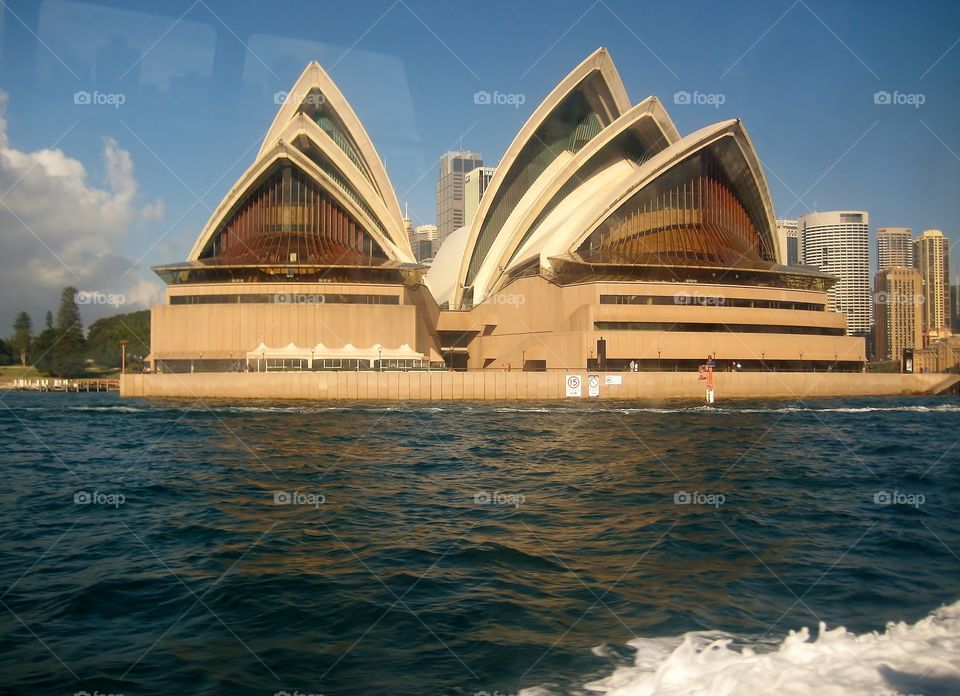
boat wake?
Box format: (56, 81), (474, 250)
(528, 599), (960, 696)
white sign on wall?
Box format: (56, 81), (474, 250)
(565, 375), (582, 397)
(588, 374), (600, 397)
(605, 375), (623, 385)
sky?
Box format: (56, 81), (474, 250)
(0, 0), (958, 330)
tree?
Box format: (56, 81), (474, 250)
(10, 311), (32, 366)
(31, 324), (55, 373)
(44, 311), (53, 330)
(86, 310), (150, 369)
(50, 287), (86, 377)
(0, 338), (13, 366)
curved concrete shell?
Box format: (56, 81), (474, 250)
(454, 47), (631, 307)
(474, 96), (682, 300)
(538, 118), (780, 275)
(188, 62), (413, 264)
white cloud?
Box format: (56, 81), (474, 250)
(0, 90), (165, 331)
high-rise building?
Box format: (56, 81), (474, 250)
(877, 227), (913, 270)
(874, 267), (923, 361)
(913, 229), (952, 342)
(953, 283), (959, 334)
(798, 211), (872, 336)
(403, 215), (415, 253)
(775, 219), (800, 265)
(413, 223), (438, 262)
(436, 151), (483, 243)
(464, 167), (495, 229)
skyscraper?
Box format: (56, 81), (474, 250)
(874, 267), (923, 361)
(436, 150), (483, 243)
(798, 211), (872, 336)
(413, 224), (439, 262)
(464, 166), (495, 229)
(877, 227), (914, 270)
(403, 214), (415, 253)
(913, 229), (952, 341)
(775, 219), (800, 265)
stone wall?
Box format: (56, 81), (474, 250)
(120, 370), (952, 401)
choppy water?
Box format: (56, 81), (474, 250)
(0, 392), (958, 695)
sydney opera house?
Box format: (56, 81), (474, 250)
(149, 49), (866, 374)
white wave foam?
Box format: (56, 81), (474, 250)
(557, 599), (960, 696)
(604, 404), (960, 415)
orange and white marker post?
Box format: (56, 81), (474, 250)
(699, 359), (715, 403)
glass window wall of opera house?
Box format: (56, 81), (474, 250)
(148, 50), (866, 375)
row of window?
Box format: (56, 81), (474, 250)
(594, 321), (845, 336)
(170, 293), (400, 305)
(598, 294), (825, 311)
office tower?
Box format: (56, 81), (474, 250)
(464, 167), (495, 229)
(403, 215), (415, 253)
(413, 224), (438, 262)
(953, 283), (959, 333)
(798, 211), (872, 335)
(914, 229), (952, 341)
(877, 227), (913, 270)
(436, 150), (483, 243)
(775, 219), (800, 265)
(874, 267), (923, 361)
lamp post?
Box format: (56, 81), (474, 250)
(799, 351), (804, 372)
(657, 348), (661, 371)
(379, 347), (383, 372)
(311, 349), (315, 372)
(119, 340), (128, 374)
(761, 350), (765, 371)
(262, 350), (265, 373)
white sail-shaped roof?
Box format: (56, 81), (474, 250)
(453, 48), (631, 307)
(188, 62), (413, 264)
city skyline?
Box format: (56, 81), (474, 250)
(0, 0), (958, 332)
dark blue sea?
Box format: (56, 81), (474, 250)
(1, 392), (958, 695)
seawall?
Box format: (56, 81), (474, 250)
(120, 371), (954, 401)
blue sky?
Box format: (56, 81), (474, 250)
(0, 0), (958, 329)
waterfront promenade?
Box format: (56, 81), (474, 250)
(120, 370), (956, 401)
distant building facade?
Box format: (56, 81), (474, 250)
(877, 227), (914, 270)
(464, 166), (495, 230)
(413, 223), (438, 262)
(798, 211), (872, 336)
(775, 219), (800, 265)
(914, 229), (952, 342)
(436, 151), (483, 243)
(874, 267), (923, 361)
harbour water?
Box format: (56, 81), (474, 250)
(1, 393), (958, 695)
